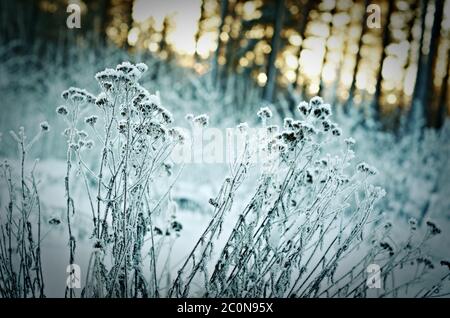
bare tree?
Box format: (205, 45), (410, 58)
(373, 0), (394, 118)
(293, 0), (315, 92)
(211, 0), (229, 85)
(437, 43), (449, 128)
(421, 0), (444, 126)
(263, 0), (286, 103)
(345, 0), (372, 111)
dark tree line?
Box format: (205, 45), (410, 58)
(1, 0), (448, 129)
(209, 0), (448, 129)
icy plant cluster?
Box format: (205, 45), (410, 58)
(0, 125), (50, 297)
(168, 96), (390, 297)
(57, 62), (186, 297)
(166, 97), (450, 298)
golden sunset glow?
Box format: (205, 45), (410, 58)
(92, 0), (450, 110)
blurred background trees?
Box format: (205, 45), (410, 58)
(0, 0), (449, 130)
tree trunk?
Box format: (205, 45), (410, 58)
(293, 0), (315, 91)
(263, 0), (286, 103)
(99, 0), (111, 47)
(211, 0), (229, 86)
(422, 0), (444, 127)
(408, 0), (429, 129)
(318, 5), (337, 97)
(345, 0), (373, 111)
(194, 0), (206, 62)
(436, 49), (449, 128)
(400, 1), (419, 108)
(372, 0), (394, 118)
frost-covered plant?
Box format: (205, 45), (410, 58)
(58, 62), (186, 298)
(167, 97), (384, 297)
(167, 97), (450, 298)
(0, 125), (49, 298)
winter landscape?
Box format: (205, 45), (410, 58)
(0, 0), (449, 298)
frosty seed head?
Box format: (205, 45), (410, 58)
(266, 125), (279, 134)
(185, 113), (194, 121)
(95, 67), (131, 87)
(417, 256), (434, 269)
(283, 117), (293, 129)
(159, 107), (173, 124)
(61, 90), (70, 100)
(237, 122), (249, 133)
(344, 137), (355, 147)
(168, 127), (186, 144)
(85, 92), (96, 104)
(440, 260), (450, 269)
(63, 128), (71, 137)
(85, 140), (94, 149)
(85, 115), (98, 127)
(136, 63), (148, 74)
(171, 221), (183, 232)
(146, 121), (167, 138)
(71, 93), (85, 103)
(40, 121), (50, 132)
(193, 114), (209, 127)
(56, 105), (68, 116)
(409, 217), (418, 230)
(95, 93), (109, 108)
(281, 131), (296, 144)
(48, 218), (61, 225)
(320, 103), (332, 117)
(306, 170), (313, 184)
(337, 175), (350, 185)
(292, 120), (302, 131)
(118, 120), (127, 134)
(116, 61), (144, 82)
(257, 106), (272, 120)
(357, 162), (377, 175)
(426, 219), (441, 235)
(133, 89), (150, 107)
(116, 61), (135, 74)
(61, 87), (94, 104)
(137, 100), (157, 117)
(368, 185), (385, 198)
(77, 130), (88, 139)
(309, 96), (323, 108)
(313, 108), (322, 118)
(101, 81), (113, 91)
(322, 120), (331, 132)
(120, 107), (128, 117)
(383, 221), (392, 231)
(302, 123), (317, 136)
(331, 127), (342, 136)
(209, 198), (219, 207)
(116, 70), (132, 85)
(380, 241), (394, 256)
(269, 140), (287, 154)
(297, 101), (310, 116)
